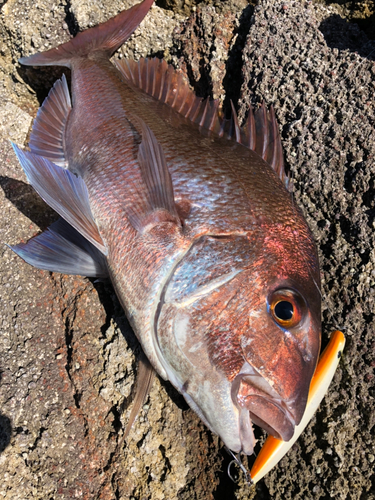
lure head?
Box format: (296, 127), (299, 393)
(156, 228), (321, 454)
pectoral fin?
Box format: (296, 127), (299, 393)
(11, 218), (108, 278)
(250, 330), (345, 484)
(126, 120), (180, 232)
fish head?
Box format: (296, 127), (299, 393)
(234, 275), (321, 453)
(156, 231), (321, 454)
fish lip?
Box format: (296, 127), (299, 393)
(231, 362), (297, 446)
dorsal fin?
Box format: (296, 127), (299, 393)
(29, 74), (71, 168)
(115, 58), (289, 188)
(241, 102), (289, 189)
(115, 58), (226, 135)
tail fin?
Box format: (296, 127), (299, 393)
(19, 0), (154, 68)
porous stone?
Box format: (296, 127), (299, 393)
(0, 0), (374, 499)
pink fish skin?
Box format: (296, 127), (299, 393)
(11, 0), (321, 454)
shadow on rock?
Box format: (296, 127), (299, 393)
(0, 176), (58, 230)
(0, 414), (12, 453)
(319, 15), (375, 60)
(0, 369), (11, 454)
(17, 65), (71, 106)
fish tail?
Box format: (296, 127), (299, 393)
(19, 0), (154, 68)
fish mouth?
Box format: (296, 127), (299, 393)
(231, 363), (298, 454)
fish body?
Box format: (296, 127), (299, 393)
(11, 0), (321, 454)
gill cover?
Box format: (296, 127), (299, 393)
(156, 235), (248, 452)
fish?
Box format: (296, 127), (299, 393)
(10, 0), (322, 457)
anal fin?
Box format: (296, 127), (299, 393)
(11, 218), (108, 278)
(12, 144), (106, 254)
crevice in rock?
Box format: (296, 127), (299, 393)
(112, 474), (121, 500)
(61, 297), (79, 392)
(28, 426), (46, 452)
(111, 405), (122, 434)
(63, 0), (80, 37)
(51, 275), (90, 438)
(159, 444), (171, 482)
(222, 5), (254, 115)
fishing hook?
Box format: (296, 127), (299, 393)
(225, 447), (253, 486)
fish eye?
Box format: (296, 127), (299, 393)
(274, 300), (294, 321)
(269, 289), (304, 329)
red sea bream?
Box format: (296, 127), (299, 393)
(11, 0), (321, 454)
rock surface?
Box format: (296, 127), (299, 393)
(0, 0), (374, 499)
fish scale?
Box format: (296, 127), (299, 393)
(11, 0), (322, 457)
(69, 57), (290, 236)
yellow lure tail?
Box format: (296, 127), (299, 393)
(250, 330), (345, 484)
